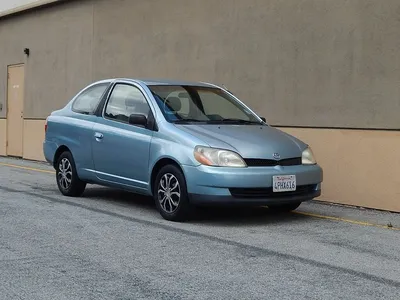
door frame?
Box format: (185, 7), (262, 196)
(6, 63), (25, 157)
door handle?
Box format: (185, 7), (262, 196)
(94, 132), (104, 141)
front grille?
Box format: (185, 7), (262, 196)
(244, 157), (302, 167)
(229, 184), (316, 199)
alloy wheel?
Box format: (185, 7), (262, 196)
(158, 173), (181, 213)
(58, 157), (72, 190)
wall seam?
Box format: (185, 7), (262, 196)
(91, 0), (94, 82)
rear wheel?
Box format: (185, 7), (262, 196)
(153, 164), (192, 222)
(56, 151), (86, 197)
(268, 202), (301, 212)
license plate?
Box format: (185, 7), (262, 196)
(272, 175), (296, 192)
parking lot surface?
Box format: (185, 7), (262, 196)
(0, 157), (399, 300)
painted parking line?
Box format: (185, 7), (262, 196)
(0, 162), (55, 174)
(293, 211), (400, 231)
(1, 161), (399, 231)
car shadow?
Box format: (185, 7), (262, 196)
(82, 186), (155, 209)
(190, 206), (309, 226)
(81, 186), (310, 226)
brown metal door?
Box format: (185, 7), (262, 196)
(6, 64), (25, 157)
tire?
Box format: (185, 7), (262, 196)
(268, 202), (302, 213)
(56, 151), (86, 197)
(153, 164), (192, 222)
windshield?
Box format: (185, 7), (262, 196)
(148, 85), (263, 124)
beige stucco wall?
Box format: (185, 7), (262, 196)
(0, 0), (93, 119)
(92, 0), (400, 130)
(1, 0), (400, 129)
(22, 119), (45, 161)
(0, 119), (44, 160)
(280, 127), (400, 212)
(0, 119), (5, 155)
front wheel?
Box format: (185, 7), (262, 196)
(56, 151), (86, 197)
(268, 202), (302, 213)
(153, 164), (192, 222)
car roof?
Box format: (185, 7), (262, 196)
(95, 78), (219, 88)
(139, 78), (216, 87)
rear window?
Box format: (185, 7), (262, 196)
(72, 83), (109, 114)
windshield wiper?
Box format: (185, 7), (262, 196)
(173, 119), (206, 124)
(174, 118), (262, 125)
(216, 118), (262, 124)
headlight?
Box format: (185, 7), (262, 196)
(302, 147), (317, 165)
(194, 146), (247, 167)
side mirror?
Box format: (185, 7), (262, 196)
(129, 114), (147, 127)
(260, 117), (266, 122)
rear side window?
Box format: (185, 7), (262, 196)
(72, 83), (108, 114)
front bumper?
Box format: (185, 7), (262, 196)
(182, 164), (323, 206)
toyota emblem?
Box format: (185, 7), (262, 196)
(273, 153), (280, 160)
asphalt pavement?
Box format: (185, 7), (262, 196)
(0, 156), (399, 300)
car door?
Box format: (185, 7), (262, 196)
(65, 82), (110, 181)
(91, 82), (154, 191)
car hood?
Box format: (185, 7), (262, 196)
(175, 124), (307, 159)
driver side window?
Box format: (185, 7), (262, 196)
(105, 84), (150, 123)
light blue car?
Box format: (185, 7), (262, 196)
(43, 78), (323, 221)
